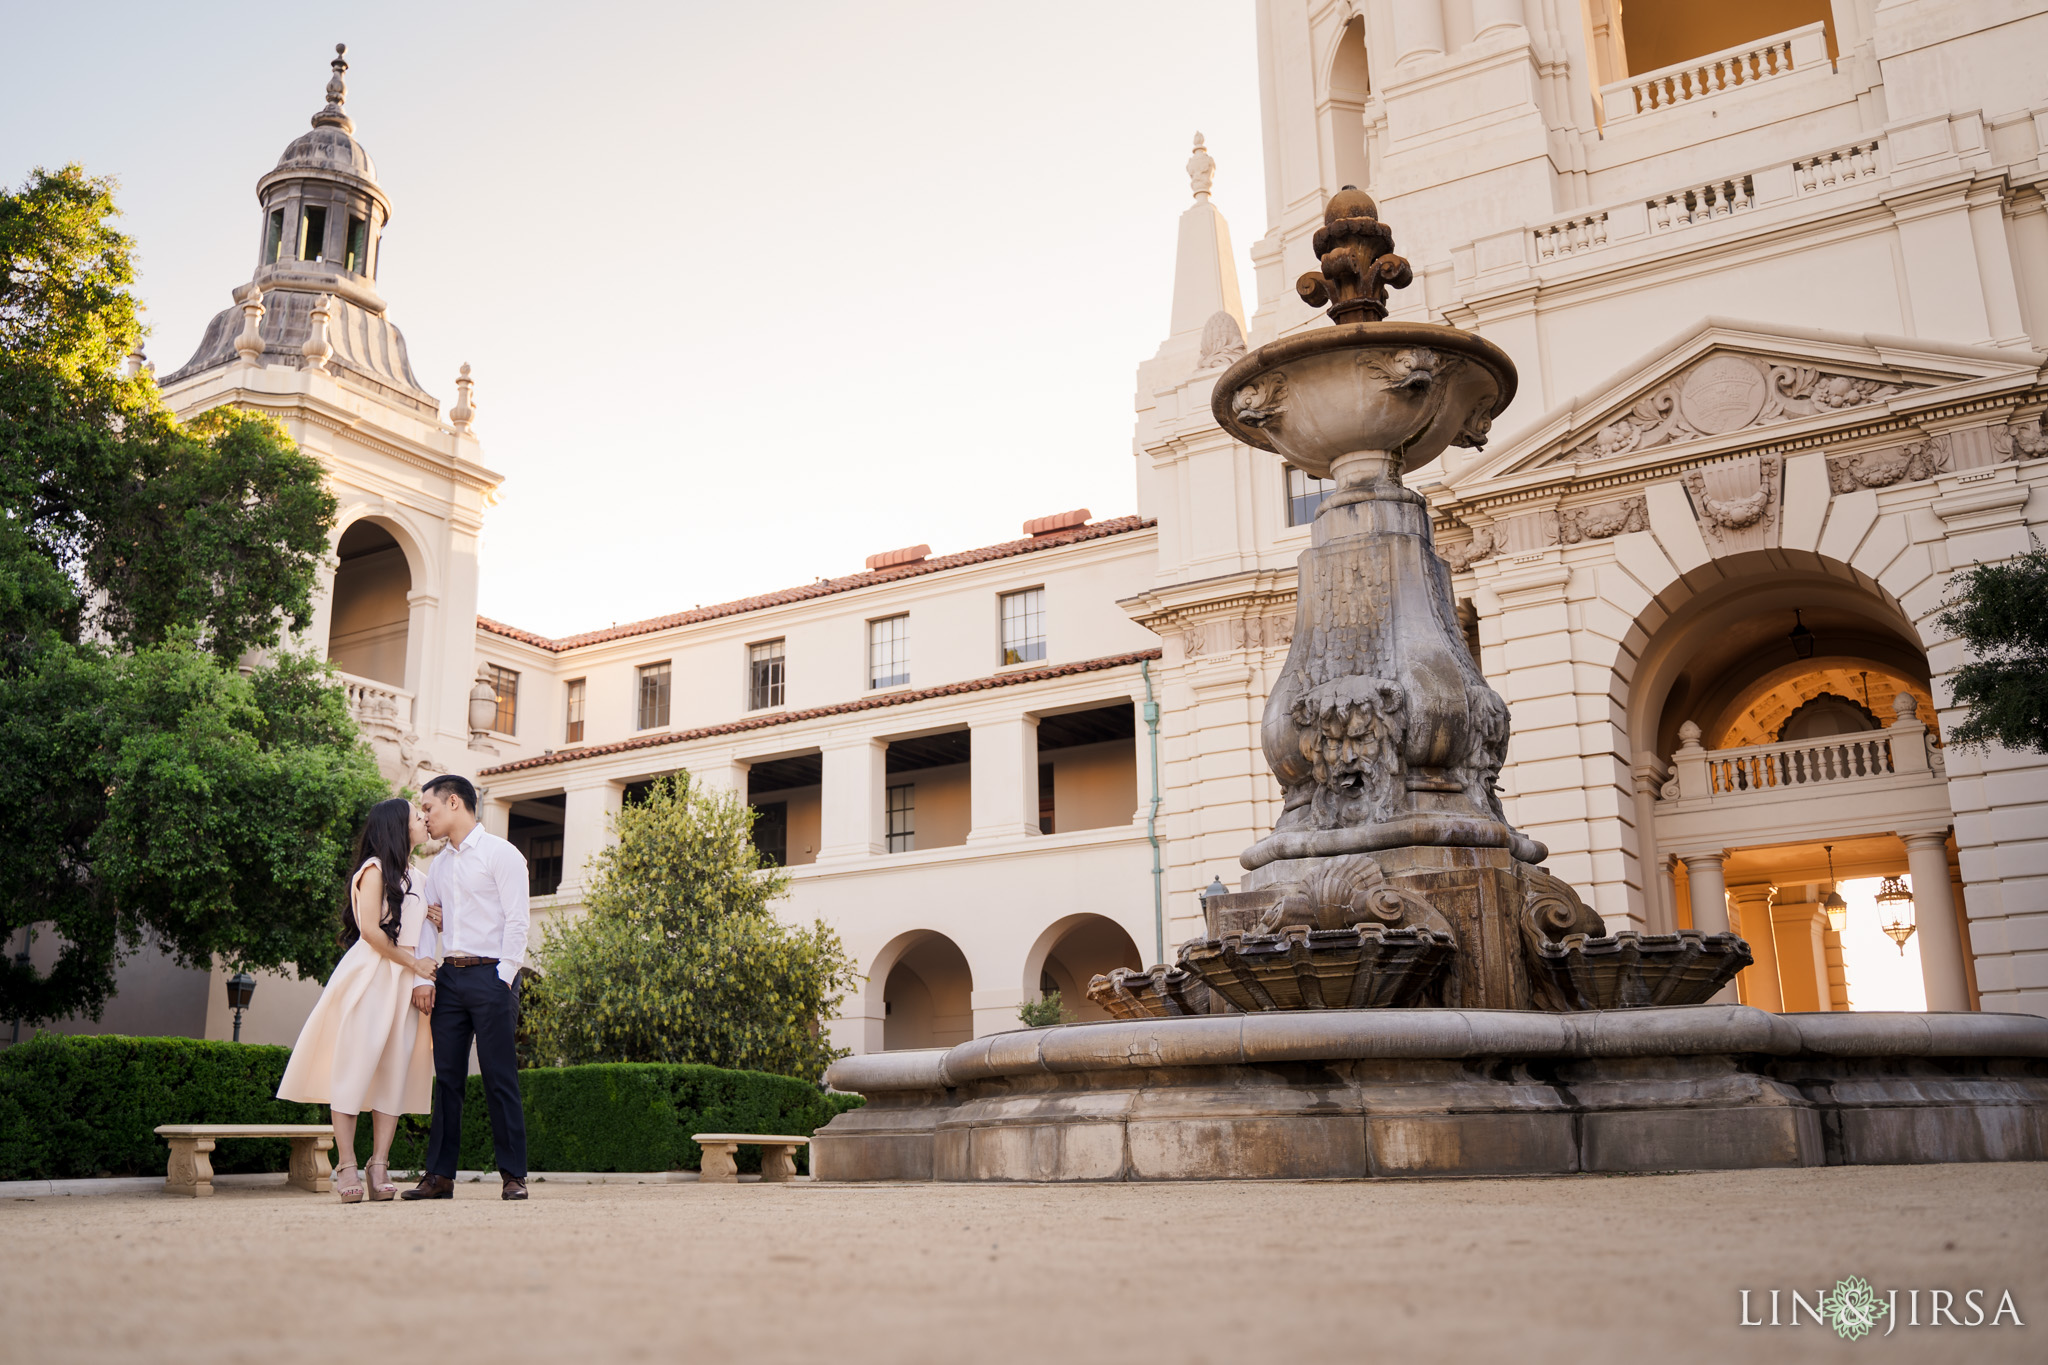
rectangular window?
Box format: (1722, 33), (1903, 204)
(748, 640), (785, 710)
(886, 784), (915, 853)
(1039, 762), (1055, 835)
(1286, 465), (1335, 527)
(751, 802), (788, 867)
(868, 615), (909, 689)
(484, 664), (518, 735)
(344, 215), (368, 273)
(265, 208), (286, 264)
(1000, 588), (1046, 666)
(636, 662), (671, 730)
(563, 678), (586, 744)
(526, 837), (563, 896)
(298, 204), (328, 262)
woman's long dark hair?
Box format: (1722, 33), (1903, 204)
(340, 797), (413, 950)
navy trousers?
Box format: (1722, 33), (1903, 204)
(425, 963), (527, 1179)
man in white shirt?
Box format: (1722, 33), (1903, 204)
(401, 774), (532, 1202)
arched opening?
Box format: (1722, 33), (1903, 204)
(1622, 552), (1969, 1015)
(328, 519), (412, 688)
(1322, 15), (1370, 194)
(880, 932), (973, 1051)
(1026, 914), (1143, 1023)
(1614, 0), (1836, 75)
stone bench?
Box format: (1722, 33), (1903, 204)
(154, 1125), (335, 1197)
(691, 1133), (810, 1184)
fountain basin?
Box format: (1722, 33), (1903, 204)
(811, 1007), (2048, 1182)
(1212, 322), (1517, 479)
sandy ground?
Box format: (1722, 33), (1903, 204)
(3, 1165), (2044, 1365)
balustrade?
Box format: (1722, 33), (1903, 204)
(1601, 22), (1826, 124)
(1532, 212), (1609, 262)
(339, 672), (413, 737)
(1793, 141), (1882, 196)
(1648, 176), (1755, 233)
(1705, 733), (1892, 796)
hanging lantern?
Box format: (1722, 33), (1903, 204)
(1822, 844), (1848, 935)
(1875, 875), (1917, 954)
(1787, 609), (1816, 660)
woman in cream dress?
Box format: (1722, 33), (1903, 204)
(278, 798), (440, 1202)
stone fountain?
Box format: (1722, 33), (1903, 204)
(810, 194), (2048, 1182)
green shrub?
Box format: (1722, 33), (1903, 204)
(452, 1063), (865, 1175)
(0, 1033), (321, 1179)
(0, 1034), (865, 1180)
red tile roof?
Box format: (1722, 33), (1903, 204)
(477, 647), (1164, 777)
(477, 515), (1154, 654)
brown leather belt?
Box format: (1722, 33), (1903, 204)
(443, 954), (500, 968)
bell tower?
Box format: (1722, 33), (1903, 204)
(157, 44), (501, 792)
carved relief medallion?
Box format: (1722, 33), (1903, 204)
(1678, 355), (1768, 434)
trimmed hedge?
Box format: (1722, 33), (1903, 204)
(451, 1063), (864, 1175)
(0, 1033), (863, 1180)
(0, 1034), (320, 1180)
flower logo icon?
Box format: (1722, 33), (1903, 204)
(1819, 1276), (1889, 1341)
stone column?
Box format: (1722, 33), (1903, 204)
(1471, 0), (1524, 38)
(967, 716), (1040, 843)
(1682, 854), (1730, 934)
(558, 777), (619, 902)
(1683, 854), (1738, 1004)
(1768, 901), (1833, 1013)
(1727, 883), (1784, 1012)
(691, 753), (751, 799)
(1391, 0), (1446, 63)
(818, 737), (887, 860)
(1904, 831), (1972, 1011)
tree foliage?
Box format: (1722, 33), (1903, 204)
(0, 165), (385, 1025)
(522, 774), (860, 1082)
(1938, 542), (2048, 754)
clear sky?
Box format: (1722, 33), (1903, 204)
(0, 1), (1267, 636)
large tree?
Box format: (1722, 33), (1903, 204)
(0, 165), (387, 1025)
(1938, 543), (2048, 755)
(521, 774), (860, 1082)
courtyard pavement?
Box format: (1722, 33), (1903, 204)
(4, 1164), (2043, 1364)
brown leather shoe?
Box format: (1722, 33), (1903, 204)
(501, 1175), (527, 1201)
(400, 1173), (455, 1201)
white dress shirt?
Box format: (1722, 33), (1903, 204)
(418, 824), (530, 986)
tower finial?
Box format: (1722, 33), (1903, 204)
(312, 43), (353, 133)
(1186, 132), (1215, 199)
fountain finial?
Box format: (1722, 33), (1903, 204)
(1296, 186), (1413, 325)
(313, 43), (353, 133)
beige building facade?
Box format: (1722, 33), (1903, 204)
(17, 1), (2048, 1050)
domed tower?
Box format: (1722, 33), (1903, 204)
(158, 44), (503, 798)
(162, 43), (431, 408)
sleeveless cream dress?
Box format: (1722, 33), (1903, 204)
(277, 859), (435, 1115)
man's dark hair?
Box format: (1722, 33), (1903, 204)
(422, 773), (479, 814)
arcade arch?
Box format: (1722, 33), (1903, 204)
(327, 517), (415, 688)
(874, 930), (973, 1052)
(1606, 550), (1968, 1014)
(1023, 914), (1143, 1024)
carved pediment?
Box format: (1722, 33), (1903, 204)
(1548, 351), (1917, 465)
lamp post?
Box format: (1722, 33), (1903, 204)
(1822, 845), (1848, 935)
(1875, 876), (1917, 955)
(225, 971), (257, 1042)
(1198, 874), (1227, 932)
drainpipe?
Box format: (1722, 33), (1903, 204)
(1142, 660), (1165, 965)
